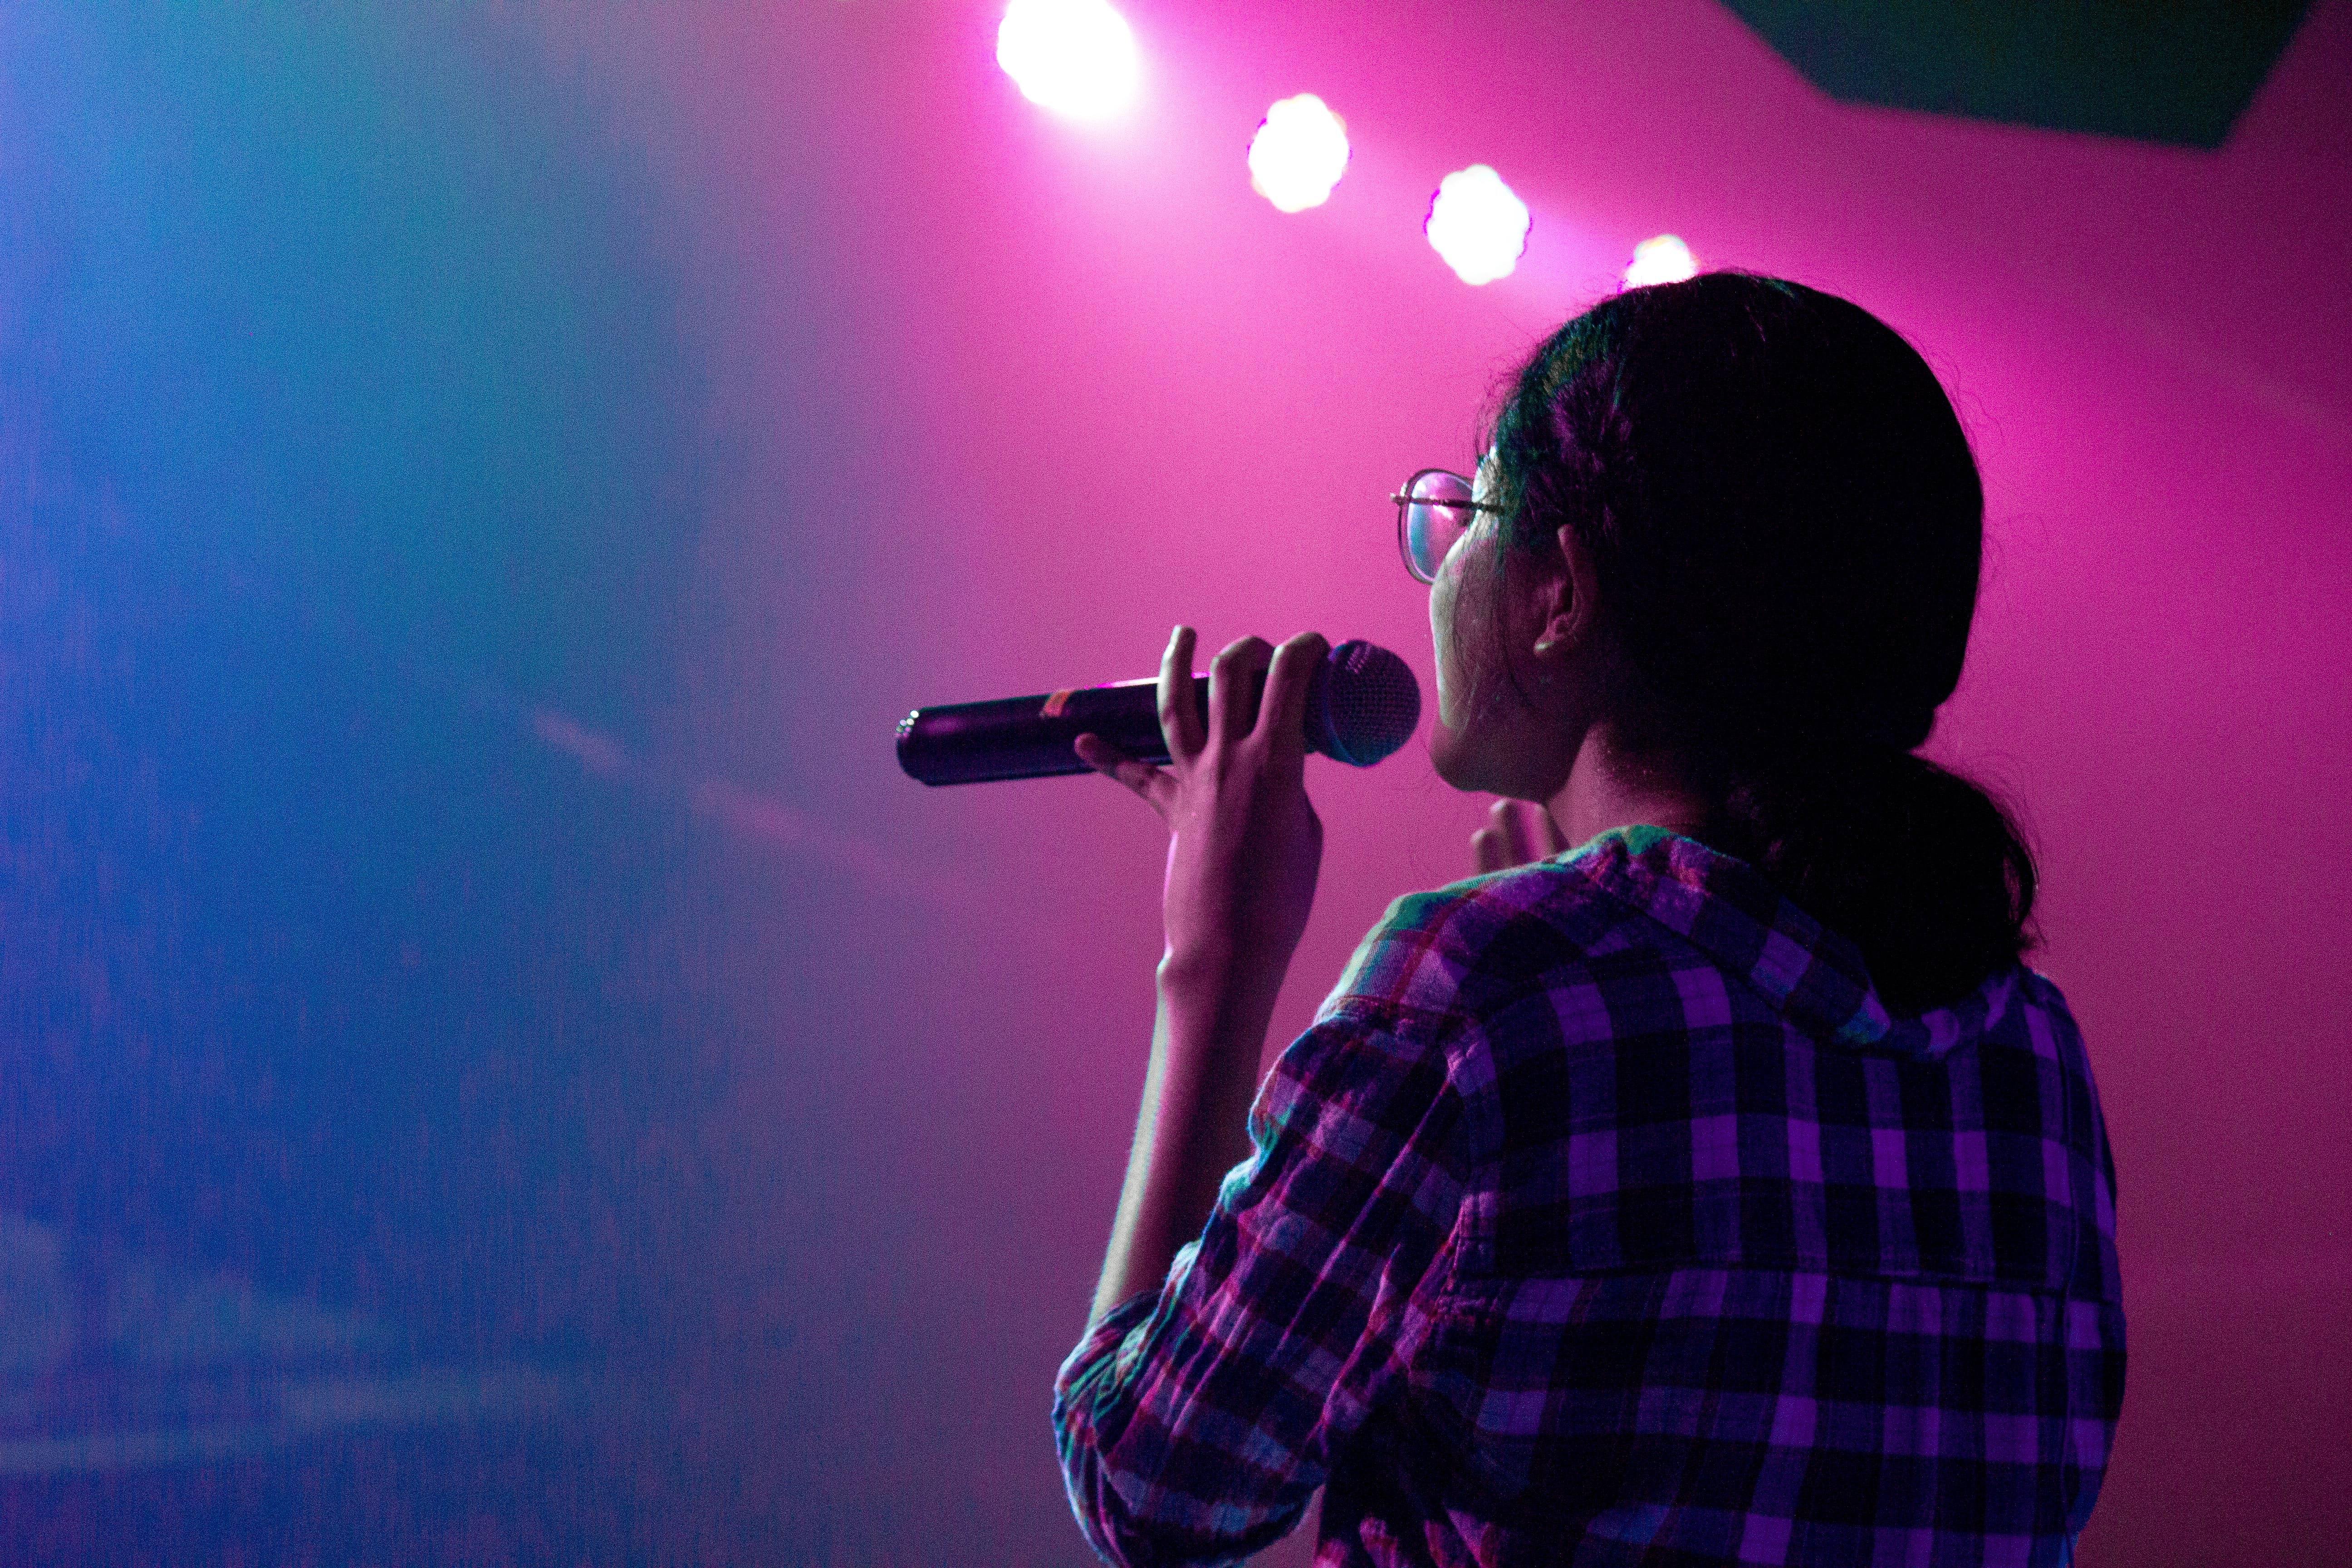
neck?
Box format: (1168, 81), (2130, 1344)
(1543, 718), (1711, 848)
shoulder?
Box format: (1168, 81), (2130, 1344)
(2012, 966), (2110, 1121)
(1318, 852), (1662, 1038)
(2016, 965), (2083, 1038)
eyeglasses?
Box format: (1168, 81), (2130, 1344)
(1392, 468), (1504, 584)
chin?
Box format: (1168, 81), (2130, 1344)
(1429, 721), (1503, 796)
(1427, 717), (1464, 784)
(1432, 713), (1566, 802)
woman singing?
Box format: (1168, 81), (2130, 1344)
(1054, 273), (2125, 1567)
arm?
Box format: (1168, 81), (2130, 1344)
(1075, 625), (1328, 1325)
(1090, 959), (1277, 1319)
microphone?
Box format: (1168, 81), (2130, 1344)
(896, 639), (1422, 786)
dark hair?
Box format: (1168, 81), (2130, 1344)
(1489, 273), (2035, 1012)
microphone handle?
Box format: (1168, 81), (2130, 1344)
(897, 672), (1274, 786)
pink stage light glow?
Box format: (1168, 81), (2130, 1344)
(995, 0), (1140, 122)
(1247, 94), (1351, 213)
(1623, 233), (1699, 288)
(1425, 164), (1529, 285)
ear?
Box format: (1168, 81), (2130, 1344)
(1528, 524), (1602, 666)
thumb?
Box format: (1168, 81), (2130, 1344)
(1075, 733), (1177, 821)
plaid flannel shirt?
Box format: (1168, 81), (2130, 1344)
(1055, 825), (2125, 1567)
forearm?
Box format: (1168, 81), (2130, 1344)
(1088, 958), (1280, 1322)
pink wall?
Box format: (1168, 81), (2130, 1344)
(547, 2), (2352, 1559)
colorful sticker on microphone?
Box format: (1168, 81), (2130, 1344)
(1040, 689), (1076, 719)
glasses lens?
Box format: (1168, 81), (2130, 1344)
(1402, 470), (1475, 582)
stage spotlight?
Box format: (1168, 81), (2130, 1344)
(996, 0), (1141, 122)
(1247, 94), (1350, 212)
(1425, 165), (1529, 286)
(1623, 234), (1698, 288)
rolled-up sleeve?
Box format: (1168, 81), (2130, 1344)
(1052, 1002), (1467, 1567)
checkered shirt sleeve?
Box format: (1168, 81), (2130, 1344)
(1052, 989), (1469, 1568)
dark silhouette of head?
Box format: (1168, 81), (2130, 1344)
(1490, 273), (2035, 1010)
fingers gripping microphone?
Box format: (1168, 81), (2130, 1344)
(896, 639), (1422, 786)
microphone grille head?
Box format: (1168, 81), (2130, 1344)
(1311, 640), (1422, 767)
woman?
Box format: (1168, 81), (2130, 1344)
(1055, 274), (2124, 1567)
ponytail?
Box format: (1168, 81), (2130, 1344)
(1703, 747), (2036, 1013)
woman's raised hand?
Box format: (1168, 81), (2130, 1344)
(1471, 797), (1568, 874)
(1074, 626), (1328, 1009)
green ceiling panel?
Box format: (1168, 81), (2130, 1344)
(1716, 0), (2313, 146)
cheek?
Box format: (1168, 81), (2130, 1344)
(1430, 550), (1484, 730)
(1429, 577), (1451, 711)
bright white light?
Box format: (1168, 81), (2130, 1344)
(996, 0), (1141, 122)
(1622, 233), (1698, 288)
(1425, 165), (1530, 286)
(1247, 94), (1350, 213)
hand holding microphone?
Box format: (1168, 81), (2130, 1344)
(893, 625), (1421, 1012)
(1079, 628), (1333, 1004)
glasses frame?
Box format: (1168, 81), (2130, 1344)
(1392, 467), (1505, 585)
